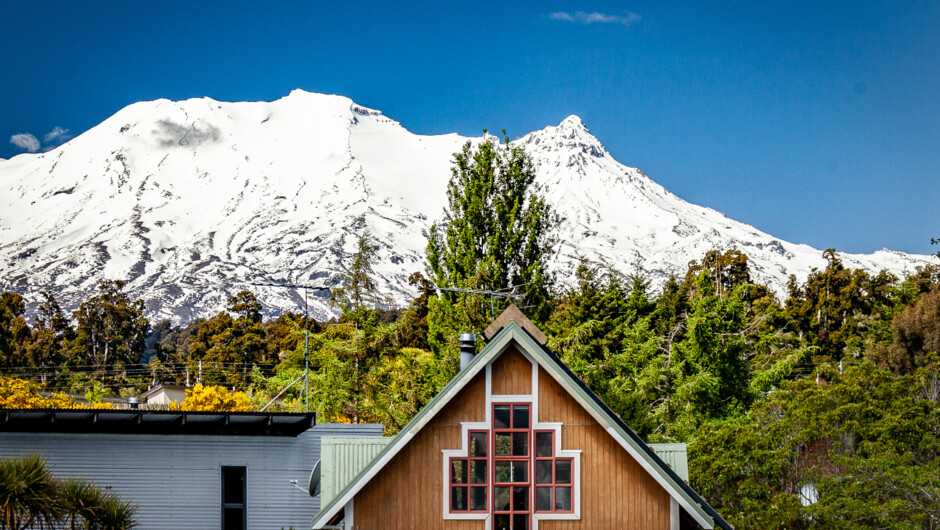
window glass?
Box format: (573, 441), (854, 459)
(536, 460), (552, 484)
(555, 486), (572, 511)
(512, 432), (528, 456)
(513, 405), (529, 428)
(470, 432), (487, 457)
(451, 486), (467, 511)
(555, 460), (571, 484)
(470, 460), (486, 484)
(222, 467), (245, 504)
(535, 431), (553, 457)
(494, 487), (510, 511)
(222, 467), (246, 530)
(495, 461), (528, 483)
(494, 405), (511, 429)
(495, 461), (512, 483)
(470, 486), (487, 511)
(223, 508), (244, 530)
(536, 487), (552, 511)
(495, 433), (512, 456)
(494, 514), (510, 530)
(513, 514), (529, 529)
(452, 459), (467, 484)
(512, 486), (529, 510)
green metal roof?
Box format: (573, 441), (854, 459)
(318, 437), (392, 507)
(312, 322), (730, 529)
(649, 443), (689, 482)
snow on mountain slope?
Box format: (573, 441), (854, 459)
(0, 91), (934, 323)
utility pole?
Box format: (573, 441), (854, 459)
(250, 281), (328, 413)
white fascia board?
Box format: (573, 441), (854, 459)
(530, 345), (714, 529)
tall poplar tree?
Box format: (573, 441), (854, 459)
(425, 134), (560, 353)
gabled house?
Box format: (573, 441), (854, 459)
(312, 306), (731, 529)
(140, 383), (189, 406)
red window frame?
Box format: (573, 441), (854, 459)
(449, 430), (488, 513)
(533, 430), (574, 514)
(492, 403), (531, 529)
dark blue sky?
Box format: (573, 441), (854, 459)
(2, 1), (937, 255)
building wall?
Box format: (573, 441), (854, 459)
(354, 369), (487, 529)
(537, 366), (671, 530)
(0, 422), (382, 530)
(352, 346), (672, 529)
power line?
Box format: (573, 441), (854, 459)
(245, 281), (330, 413)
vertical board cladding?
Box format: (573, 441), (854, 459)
(537, 367), (671, 530)
(353, 370), (487, 530)
(490, 347), (532, 395)
(0, 423), (382, 529)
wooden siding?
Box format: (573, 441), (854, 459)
(491, 347), (532, 395)
(353, 370), (486, 529)
(538, 367), (671, 530)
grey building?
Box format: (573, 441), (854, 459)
(0, 409), (383, 529)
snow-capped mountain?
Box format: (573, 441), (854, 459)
(0, 91), (933, 323)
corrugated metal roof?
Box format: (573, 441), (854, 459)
(650, 443), (689, 482)
(319, 437), (392, 507)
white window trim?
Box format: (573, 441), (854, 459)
(442, 349), (582, 529)
(342, 498), (354, 530)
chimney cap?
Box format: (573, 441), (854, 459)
(459, 333), (476, 343)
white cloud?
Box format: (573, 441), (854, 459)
(10, 133), (40, 153)
(43, 126), (71, 145)
(9, 126), (72, 154)
(549, 10), (641, 28)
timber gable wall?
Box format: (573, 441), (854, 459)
(352, 346), (671, 529)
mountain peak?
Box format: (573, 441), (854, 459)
(518, 115), (607, 159)
(559, 115), (587, 128)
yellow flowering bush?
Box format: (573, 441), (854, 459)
(0, 375), (110, 409)
(179, 383), (254, 412)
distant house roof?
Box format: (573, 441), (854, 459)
(312, 321), (732, 529)
(0, 409), (316, 437)
(140, 384), (189, 402)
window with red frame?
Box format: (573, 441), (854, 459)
(450, 431), (488, 512)
(534, 430), (573, 512)
(493, 404), (530, 530)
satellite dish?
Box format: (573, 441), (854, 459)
(308, 460), (321, 497)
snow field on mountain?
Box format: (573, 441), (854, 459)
(0, 90), (934, 323)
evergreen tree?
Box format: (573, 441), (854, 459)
(70, 280), (148, 370)
(332, 231), (381, 321)
(0, 293), (30, 368)
(685, 249), (752, 300)
(785, 249), (896, 361)
(188, 291), (268, 385)
(425, 134), (560, 352)
(24, 292), (72, 381)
